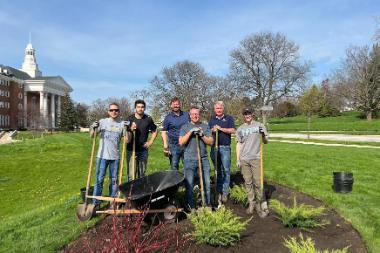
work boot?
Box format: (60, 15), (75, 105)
(246, 201), (255, 215)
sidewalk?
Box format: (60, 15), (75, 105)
(270, 133), (380, 143)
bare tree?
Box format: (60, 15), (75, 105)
(88, 97), (132, 124)
(150, 60), (214, 117)
(334, 45), (380, 120)
(229, 31), (310, 117)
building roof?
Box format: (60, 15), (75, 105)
(0, 65), (31, 80)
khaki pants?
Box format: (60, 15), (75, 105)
(241, 159), (263, 203)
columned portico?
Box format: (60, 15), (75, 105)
(25, 77), (72, 129)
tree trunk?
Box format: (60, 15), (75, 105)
(307, 115), (311, 140)
(366, 111), (373, 121)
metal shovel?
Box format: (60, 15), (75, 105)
(76, 130), (97, 221)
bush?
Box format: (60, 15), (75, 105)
(284, 233), (349, 253)
(188, 206), (251, 246)
(270, 197), (329, 230)
(230, 185), (249, 207)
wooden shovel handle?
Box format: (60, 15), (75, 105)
(85, 130), (97, 206)
(196, 134), (206, 206)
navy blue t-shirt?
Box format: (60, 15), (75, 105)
(162, 111), (189, 145)
(208, 114), (236, 146)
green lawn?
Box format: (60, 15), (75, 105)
(0, 133), (379, 252)
(268, 111), (380, 132)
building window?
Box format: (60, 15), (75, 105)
(0, 115), (3, 126)
(6, 91), (10, 97)
(18, 92), (23, 99)
(18, 103), (23, 110)
(0, 101), (4, 108)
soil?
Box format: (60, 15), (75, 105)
(61, 174), (367, 253)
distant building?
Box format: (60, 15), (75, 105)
(0, 41), (73, 129)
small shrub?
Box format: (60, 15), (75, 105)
(284, 233), (349, 253)
(230, 185), (249, 207)
(270, 197), (329, 230)
(188, 206), (251, 246)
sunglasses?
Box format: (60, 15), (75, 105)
(109, 109), (120, 112)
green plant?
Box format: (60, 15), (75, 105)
(188, 206), (251, 246)
(270, 197), (329, 230)
(230, 184), (249, 207)
(284, 233), (349, 253)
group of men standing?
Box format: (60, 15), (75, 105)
(90, 97), (269, 218)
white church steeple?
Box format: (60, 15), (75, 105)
(20, 34), (42, 78)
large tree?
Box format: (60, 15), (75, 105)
(150, 60), (214, 117)
(335, 44), (380, 120)
(229, 31), (310, 113)
(75, 103), (89, 127)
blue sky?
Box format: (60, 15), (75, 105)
(0, 0), (378, 104)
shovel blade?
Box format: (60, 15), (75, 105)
(76, 203), (95, 221)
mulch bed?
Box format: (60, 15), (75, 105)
(61, 176), (367, 253)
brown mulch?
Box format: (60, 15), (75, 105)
(61, 179), (367, 253)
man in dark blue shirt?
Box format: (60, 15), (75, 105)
(208, 101), (236, 204)
(161, 97), (189, 170)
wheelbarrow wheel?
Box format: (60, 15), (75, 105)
(161, 204), (178, 223)
(76, 203), (95, 221)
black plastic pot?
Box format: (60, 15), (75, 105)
(80, 186), (94, 203)
(333, 172), (353, 193)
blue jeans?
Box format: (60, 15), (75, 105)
(168, 143), (184, 170)
(127, 149), (148, 180)
(183, 158), (211, 209)
(93, 158), (119, 205)
(210, 146), (231, 195)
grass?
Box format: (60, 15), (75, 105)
(270, 197), (329, 230)
(1, 131), (380, 252)
(268, 111), (380, 132)
(264, 141), (380, 253)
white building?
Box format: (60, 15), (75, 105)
(0, 41), (73, 129)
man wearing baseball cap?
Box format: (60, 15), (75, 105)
(236, 108), (269, 217)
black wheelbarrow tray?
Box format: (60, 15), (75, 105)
(95, 170), (184, 219)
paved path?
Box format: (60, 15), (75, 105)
(271, 139), (380, 149)
(270, 133), (380, 142)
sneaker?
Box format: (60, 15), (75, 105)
(255, 202), (269, 218)
(221, 193), (228, 204)
(246, 201), (255, 215)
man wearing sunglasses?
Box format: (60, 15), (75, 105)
(90, 103), (130, 208)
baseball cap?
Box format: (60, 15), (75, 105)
(242, 108), (253, 115)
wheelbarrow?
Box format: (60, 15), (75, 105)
(95, 170), (184, 221)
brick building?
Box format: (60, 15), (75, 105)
(0, 68), (25, 129)
(0, 41), (72, 130)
